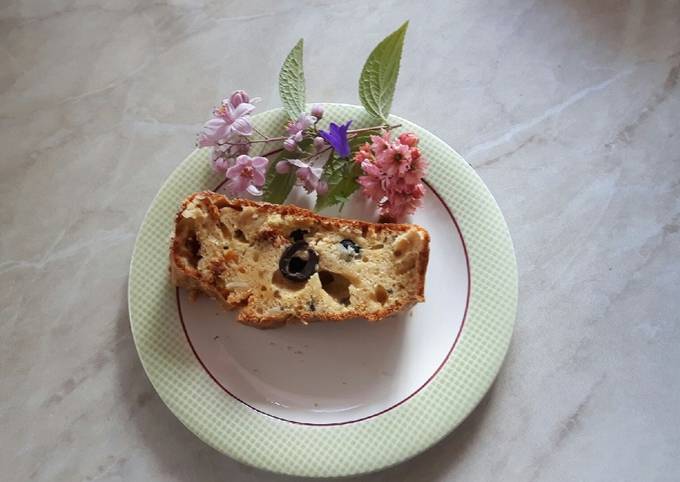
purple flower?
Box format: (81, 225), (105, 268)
(319, 120), (352, 158)
(225, 155), (268, 196)
(287, 159), (323, 193)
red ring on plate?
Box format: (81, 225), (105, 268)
(176, 179), (471, 426)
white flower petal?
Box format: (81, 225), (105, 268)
(287, 158), (307, 168)
(246, 184), (263, 196)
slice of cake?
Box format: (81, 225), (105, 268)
(170, 191), (430, 328)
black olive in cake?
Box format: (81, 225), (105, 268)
(279, 241), (319, 282)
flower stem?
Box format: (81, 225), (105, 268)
(347, 124), (401, 135)
(221, 123), (402, 158)
(228, 137), (286, 145)
(306, 145), (334, 165)
(252, 125), (270, 139)
(261, 147), (284, 158)
(228, 124), (402, 147)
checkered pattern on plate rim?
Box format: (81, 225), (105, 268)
(128, 104), (517, 477)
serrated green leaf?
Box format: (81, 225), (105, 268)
(315, 155), (362, 211)
(348, 129), (381, 151)
(262, 140), (314, 204)
(279, 39), (306, 121)
(262, 167), (296, 204)
(262, 155), (295, 204)
(358, 21), (408, 121)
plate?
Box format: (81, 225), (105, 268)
(128, 104), (517, 477)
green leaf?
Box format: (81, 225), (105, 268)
(279, 39), (306, 121)
(313, 130), (382, 210)
(358, 21), (408, 121)
(262, 139), (313, 204)
(315, 155), (362, 211)
(262, 165), (296, 204)
(262, 155), (295, 204)
(348, 129), (381, 151)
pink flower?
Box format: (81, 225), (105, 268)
(199, 102), (256, 147)
(358, 175), (385, 203)
(354, 142), (374, 164)
(357, 160), (386, 202)
(311, 104), (324, 119)
(286, 113), (316, 137)
(212, 146), (231, 173)
(361, 159), (382, 178)
(316, 180), (329, 196)
(403, 147), (428, 184)
(376, 142), (411, 176)
(287, 159), (322, 193)
(225, 155), (268, 196)
(382, 182), (425, 220)
(357, 131), (427, 220)
(209, 139), (251, 173)
(283, 138), (297, 152)
(213, 157), (230, 172)
(233, 141), (251, 155)
(213, 90), (260, 115)
(369, 131), (391, 155)
(398, 132), (419, 147)
(229, 90), (261, 108)
(313, 136), (326, 151)
(198, 118), (229, 147)
(275, 160), (291, 174)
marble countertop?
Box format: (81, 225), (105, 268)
(2, 1), (679, 480)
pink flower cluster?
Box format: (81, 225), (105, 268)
(195, 90), (271, 197)
(283, 113), (317, 151)
(355, 131), (427, 220)
(282, 106), (324, 152)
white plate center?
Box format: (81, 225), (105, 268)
(179, 187), (469, 424)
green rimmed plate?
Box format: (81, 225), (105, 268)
(128, 103), (517, 477)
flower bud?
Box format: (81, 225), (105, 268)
(296, 167), (310, 181)
(311, 104), (324, 119)
(212, 156), (230, 173)
(398, 132), (419, 147)
(235, 142), (251, 155)
(316, 180), (329, 196)
(283, 137), (297, 152)
(229, 90), (250, 107)
(275, 160), (291, 174)
(313, 136), (326, 151)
